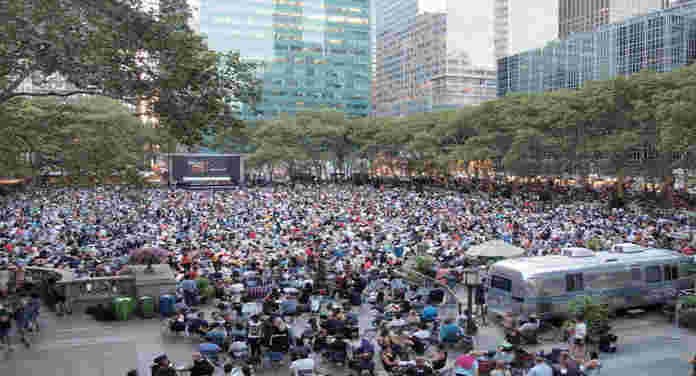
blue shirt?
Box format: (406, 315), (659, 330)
(527, 363), (553, 376)
(422, 306), (438, 321)
(454, 360), (478, 376)
(440, 323), (461, 342)
(181, 279), (197, 292)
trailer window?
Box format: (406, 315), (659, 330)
(645, 265), (662, 283)
(566, 273), (584, 292)
(490, 275), (512, 292)
(663, 265), (678, 281)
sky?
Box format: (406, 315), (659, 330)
(418, 0), (559, 66)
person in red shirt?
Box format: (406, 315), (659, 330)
(181, 253), (192, 273)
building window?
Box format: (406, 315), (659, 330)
(566, 273), (584, 292)
(664, 265), (679, 281)
(645, 265), (662, 283)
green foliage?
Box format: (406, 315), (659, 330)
(414, 255), (435, 275)
(0, 96), (162, 183)
(239, 64), (695, 180)
(568, 295), (609, 331)
(0, 0), (259, 146)
(680, 295), (696, 308)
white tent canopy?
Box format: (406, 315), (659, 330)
(467, 240), (525, 258)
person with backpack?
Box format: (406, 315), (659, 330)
(186, 352), (215, 376)
(247, 315), (263, 364)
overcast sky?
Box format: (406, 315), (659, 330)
(418, 0), (558, 65)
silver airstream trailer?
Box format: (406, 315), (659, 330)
(486, 243), (694, 319)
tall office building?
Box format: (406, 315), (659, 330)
(558, 0), (669, 39)
(200, 0), (371, 119)
(494, 0), (561, 61)
(498, 1), (696, 96)
(375, 0), (497, 117)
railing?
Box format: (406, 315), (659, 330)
(24, 266), (137, 311)
(396, 266), (467, 312)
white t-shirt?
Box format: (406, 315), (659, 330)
(575, 322), (587, 339)
(290, 358), (314, 373)
(413, 329), (431, 340)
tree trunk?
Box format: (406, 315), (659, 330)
(661, 174), (674, 208)
(616, 168), (625, 200)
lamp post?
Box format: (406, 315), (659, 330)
(463, 268), (482, 335)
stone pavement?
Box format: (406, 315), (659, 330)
(1, 303), (694, 376)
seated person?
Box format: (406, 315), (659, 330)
(472, 343), (515, 366)
(407, 310), (421, 326)
(453, 353), (478, 376)
(312, 328), (329, 352)
(381, 346), (399, 373)
(290, 353), (315, 376)
(354, 352), (376, 376)
(421, 305), (438, 322)
(388, 314), (407, 329)
(518, 316), (539, 339)
(405, 356), (435, 376)
(324, 314), (346, 336)
(355, 338), (375, 357)
(205, 325), (228, 346)
(328, 335), (348, 361)
(188, 312), (210, 337)
(228, 323), (247, 341)
(269, 332), (290, 353)
(412, 323), (431, 341)
(170, 311), (187, 333)
(439, 318), (463, 344)
(229, 338), (249, 358)
(430, 346), (448, 371)
(280, 296), (299, 316)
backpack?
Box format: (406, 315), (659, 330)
(248, 321), (262, 338)
(198, 359), (215, 375)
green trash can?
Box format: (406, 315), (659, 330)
(196, 278), (210, 291)
(113, 297), (134, 321)
(139, 296), (155, 319)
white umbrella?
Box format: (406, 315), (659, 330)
(467, 240), (525, 258)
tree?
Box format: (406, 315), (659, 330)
(0, 96), (162, 183)
(247, 114), (310, 181)
(0, 0), (259, 146)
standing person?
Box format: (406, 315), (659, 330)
(186, 352), (215, 376)
(181, 274), (198, 307)
(527, 354), (553, 376)
(571, 316), (587, 362)
(247, 315), (263, 364)
(49, 277), (68, 315)
(151, 354), (177, 376)
(689, 353), (696, 376)
(13, 299), (30, 348)
(581, 352), (601, 376)
(0, 264), (9, 298)
(0, 303), (12, 351)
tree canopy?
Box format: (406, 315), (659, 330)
(0, 96), (165, 182)
(0, 0), (259, 145)
(244, 64), (696, 184)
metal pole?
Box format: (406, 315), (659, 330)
(467, 284), (474, 334)
(672, 296), (681, 340)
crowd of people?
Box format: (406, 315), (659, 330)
(0, 184), (693, 375)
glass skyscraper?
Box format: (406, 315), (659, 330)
(498, 1), (696, 96)
(200, 0), (371, 119)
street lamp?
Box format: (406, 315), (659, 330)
(463, 268), (482, 335)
